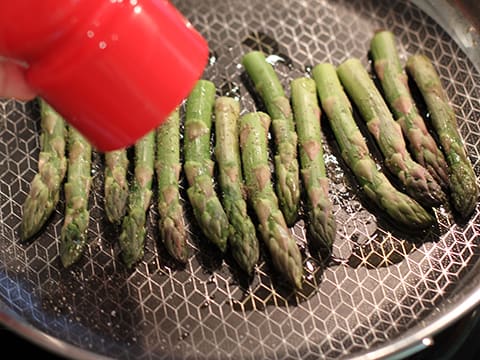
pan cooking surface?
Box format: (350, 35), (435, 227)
(1, 0), (480, 359)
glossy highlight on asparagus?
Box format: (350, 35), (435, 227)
(242, 50), (300, 226)
(313, 63), (434, 228)
(370, 30), (449, 189)
(337, 58), (446, 208)
(20, 99), (67, 241)
(184, 80), (230, 252)
(290, 77), (336, 251)
(406, 54), (479, 218)
(239, 111), (303, 289)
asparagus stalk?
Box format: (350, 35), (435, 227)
(239, 111), (303, 289)
(337, 58), (446, 208)
(370, 30), (449, 189)
(290, 77), (336, 251)
(214, 97), (260, 274)
(184, 80), (230, 252)
(406, 54), (479, 218)
(20, 99), (67, 241)
(104, 149), (129, 224)
(60, 126), (92, 267)
(155, 108), (188, 263)
(313, 63), (434, 228)
(119, 130), (155, 268)
(242, 51), (300, 226)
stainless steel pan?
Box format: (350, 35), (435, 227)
(1, 0), (480, 359)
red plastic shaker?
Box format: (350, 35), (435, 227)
(0, 0), (209, 151)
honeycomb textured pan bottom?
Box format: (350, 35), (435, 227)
(1, 0), (480, 359)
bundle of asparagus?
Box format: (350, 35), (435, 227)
(406, 54), (479, 218)
(313, 63), (434, 228)
(370, 30), (450, 190)
(337, 58), (446, 208)
(18, 28), (478, 290)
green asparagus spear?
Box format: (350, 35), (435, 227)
(184, 80), (230, 252)
(406, 54), (479, 218)
(155, 108), (188, 263)
(104, 149), (129, 224)
(20, 99), (67, 241)
(290, 77), (336, 251)
(242, 51), (300, 226)
(239, 111), (303, 289)
(313, 63), (434, 228)
(119, 131), (155, 268)
(337, 58), (446, 208)
(214, 97), (260, 274)
(370, 30), (449, 189)
(60, 126), (92, 267)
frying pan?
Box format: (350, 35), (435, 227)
(1, 0), (480, 359)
